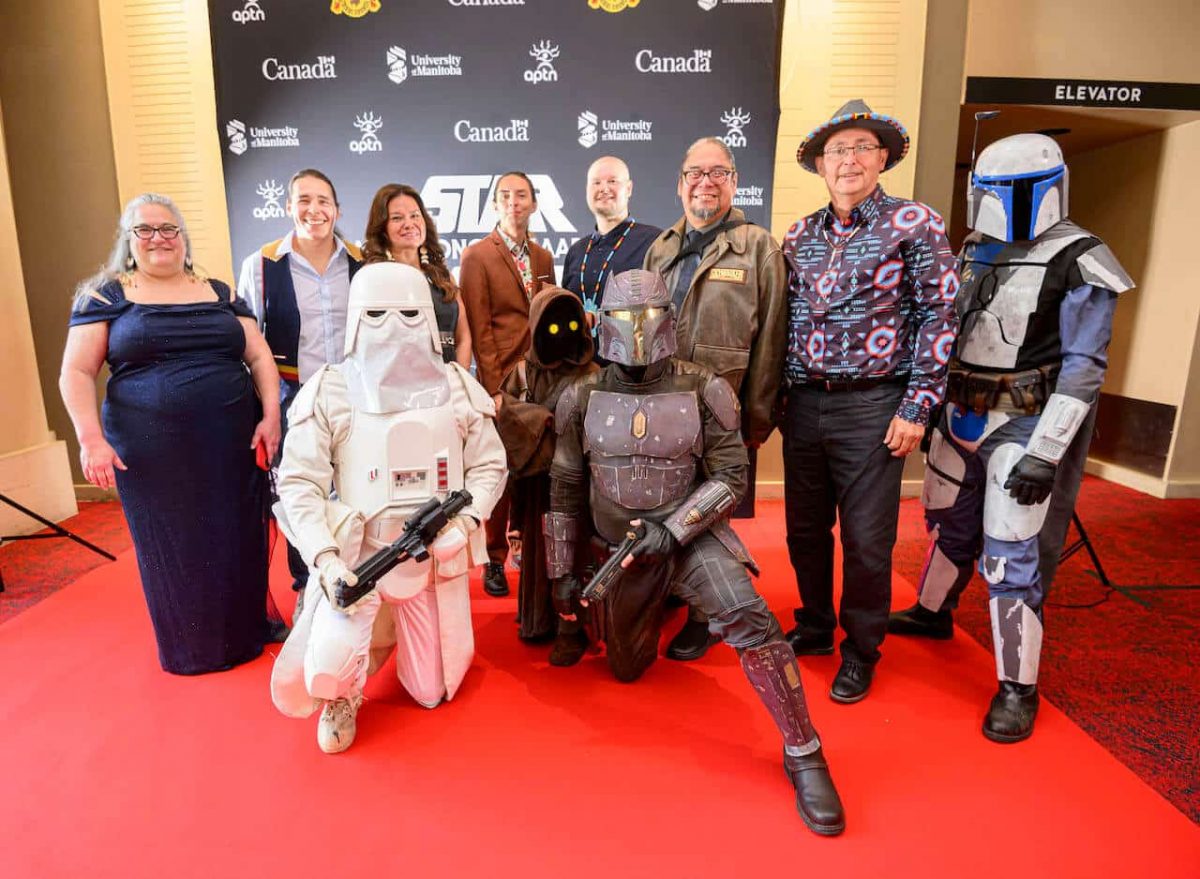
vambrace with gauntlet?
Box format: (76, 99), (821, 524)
(662, 480), (738, 546)
(542, 511), (579, 580)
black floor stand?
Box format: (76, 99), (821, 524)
(0, 492), (116, 593)
(1059, 511), (1113, 588)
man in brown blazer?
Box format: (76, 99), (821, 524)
(460, 171), (556, 598)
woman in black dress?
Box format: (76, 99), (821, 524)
(361, 183), (473, 369)
(59, 194), (281, 674)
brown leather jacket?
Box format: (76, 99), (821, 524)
(643, 208), (788, 445)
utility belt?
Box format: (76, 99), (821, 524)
(946, 363), (1059, 416)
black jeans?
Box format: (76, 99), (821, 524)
(276, 379), (308, 591)
(781, 382), (906, 665)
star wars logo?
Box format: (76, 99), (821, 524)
(232, 0), (265, 23)
(420, 174), (577, 261)
(350, 112), (383, 154)
(253, 180), (287, 220)
(720, 107), (751, 148)
(524, 41), (560, 84)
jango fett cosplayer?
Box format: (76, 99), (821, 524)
(544, 269), (845, 835)
(270, 262), (506, 754)
(888, 133), (1133, 742)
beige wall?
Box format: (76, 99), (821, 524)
(966, 0), (1200, 82)
(0, 0), (121, 487)
(1071, 121), (1200, 408)
(0, 100), (76, 530)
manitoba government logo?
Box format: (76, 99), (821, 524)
(588, 0), (640, 11)
(253, 180), (287, 220)
(524, 41), (559, 84)
(721, 107), (751, 148)
(350, 112), (383, 154)
(232, 0), (265, 23)
(330, 0), (381, 17)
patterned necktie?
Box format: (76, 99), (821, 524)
(672, 230), (703, 310)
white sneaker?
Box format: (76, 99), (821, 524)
(316, 694), (362, 754)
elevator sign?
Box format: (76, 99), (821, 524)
(966, 77), (1200, 111)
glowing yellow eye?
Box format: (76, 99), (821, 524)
(548, 323), (559, 334)
(569, 320), (579, 331)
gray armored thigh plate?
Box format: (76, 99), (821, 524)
(583, 390), (703, 511)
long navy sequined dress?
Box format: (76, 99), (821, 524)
(69, 278), (269, 674)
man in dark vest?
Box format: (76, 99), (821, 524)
(237, 169), (363, 623)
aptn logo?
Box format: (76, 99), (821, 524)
(253, 180), (287, 220)
(454, 118), (529, 143)
(226, 120), (248, 155)
(524, 41), (560, 84)
(721, 107), (751, 148)
(635, 48), (712, 74)
(232, 0), (265, 23)
(578, 111), (598, 148)
(350, 112), (383, 154)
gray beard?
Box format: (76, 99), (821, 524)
(690, 203), (720, 223)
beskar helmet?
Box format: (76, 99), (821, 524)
(597, 269), (676, 367)
(968, 133), (1068, 242)
(342, 262), (449, 414)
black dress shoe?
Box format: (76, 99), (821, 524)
(483, 562), (509, 597)
(829, 659), (874, 704)
(982, 681), (1039, 743)
(783, 747), (845, 836)
(665, 618), (719, 661)
(784, 626), (834, 656)
(887, 603), (954, 639)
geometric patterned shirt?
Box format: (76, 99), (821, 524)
(782, 185), (959, 424)
(496, 224), (534, 298)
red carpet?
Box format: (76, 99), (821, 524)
(2, 498), (1197, 877)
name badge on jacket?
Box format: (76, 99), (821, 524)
(708, 267), (746, 283)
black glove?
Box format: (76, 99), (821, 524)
(627, 518), (678, 567)
(552, 574), (582, 618)
(1003, 454), (1057, 506)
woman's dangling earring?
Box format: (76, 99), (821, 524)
(125, 254), (136, 270)
(184, 255), (194, 272)
(419, 244), (430, 266)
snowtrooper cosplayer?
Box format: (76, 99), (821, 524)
(888, 133), (1133, 743)
(270, 262), (505, 753)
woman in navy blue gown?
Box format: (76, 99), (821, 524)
(60, 194), (281, 674)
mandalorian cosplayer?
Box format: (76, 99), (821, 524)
(544, 269), (844, 835)
(888, 133), (1133, 743)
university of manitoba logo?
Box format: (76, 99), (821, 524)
(578, 111), (598, 148)
(232, 0), (265, 23)
(524, 41), (559, 84)
(720, 107), (751, 148)
(588, 0), (640, 10)
(226, 120), (248, 155)
(350, 112), (383, 153)
(387, 46), (407, 84)
(253, 180), (287, 220)
(330, 0), (381, 17)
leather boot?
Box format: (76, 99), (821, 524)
(887, 602), (954, 639)
(549, 627), (588, 667)
(740, 641), (845, 835)
(483, 562), (509, 597)
(665, 617), (718, 661)
(783, 747), (845, 836)
(983, 681), (1039, 743)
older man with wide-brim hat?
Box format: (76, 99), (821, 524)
(777, 99), (959, 704)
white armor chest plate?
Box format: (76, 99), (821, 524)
(334, 401), (464, 544)
(956, 229), (1087, 369)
